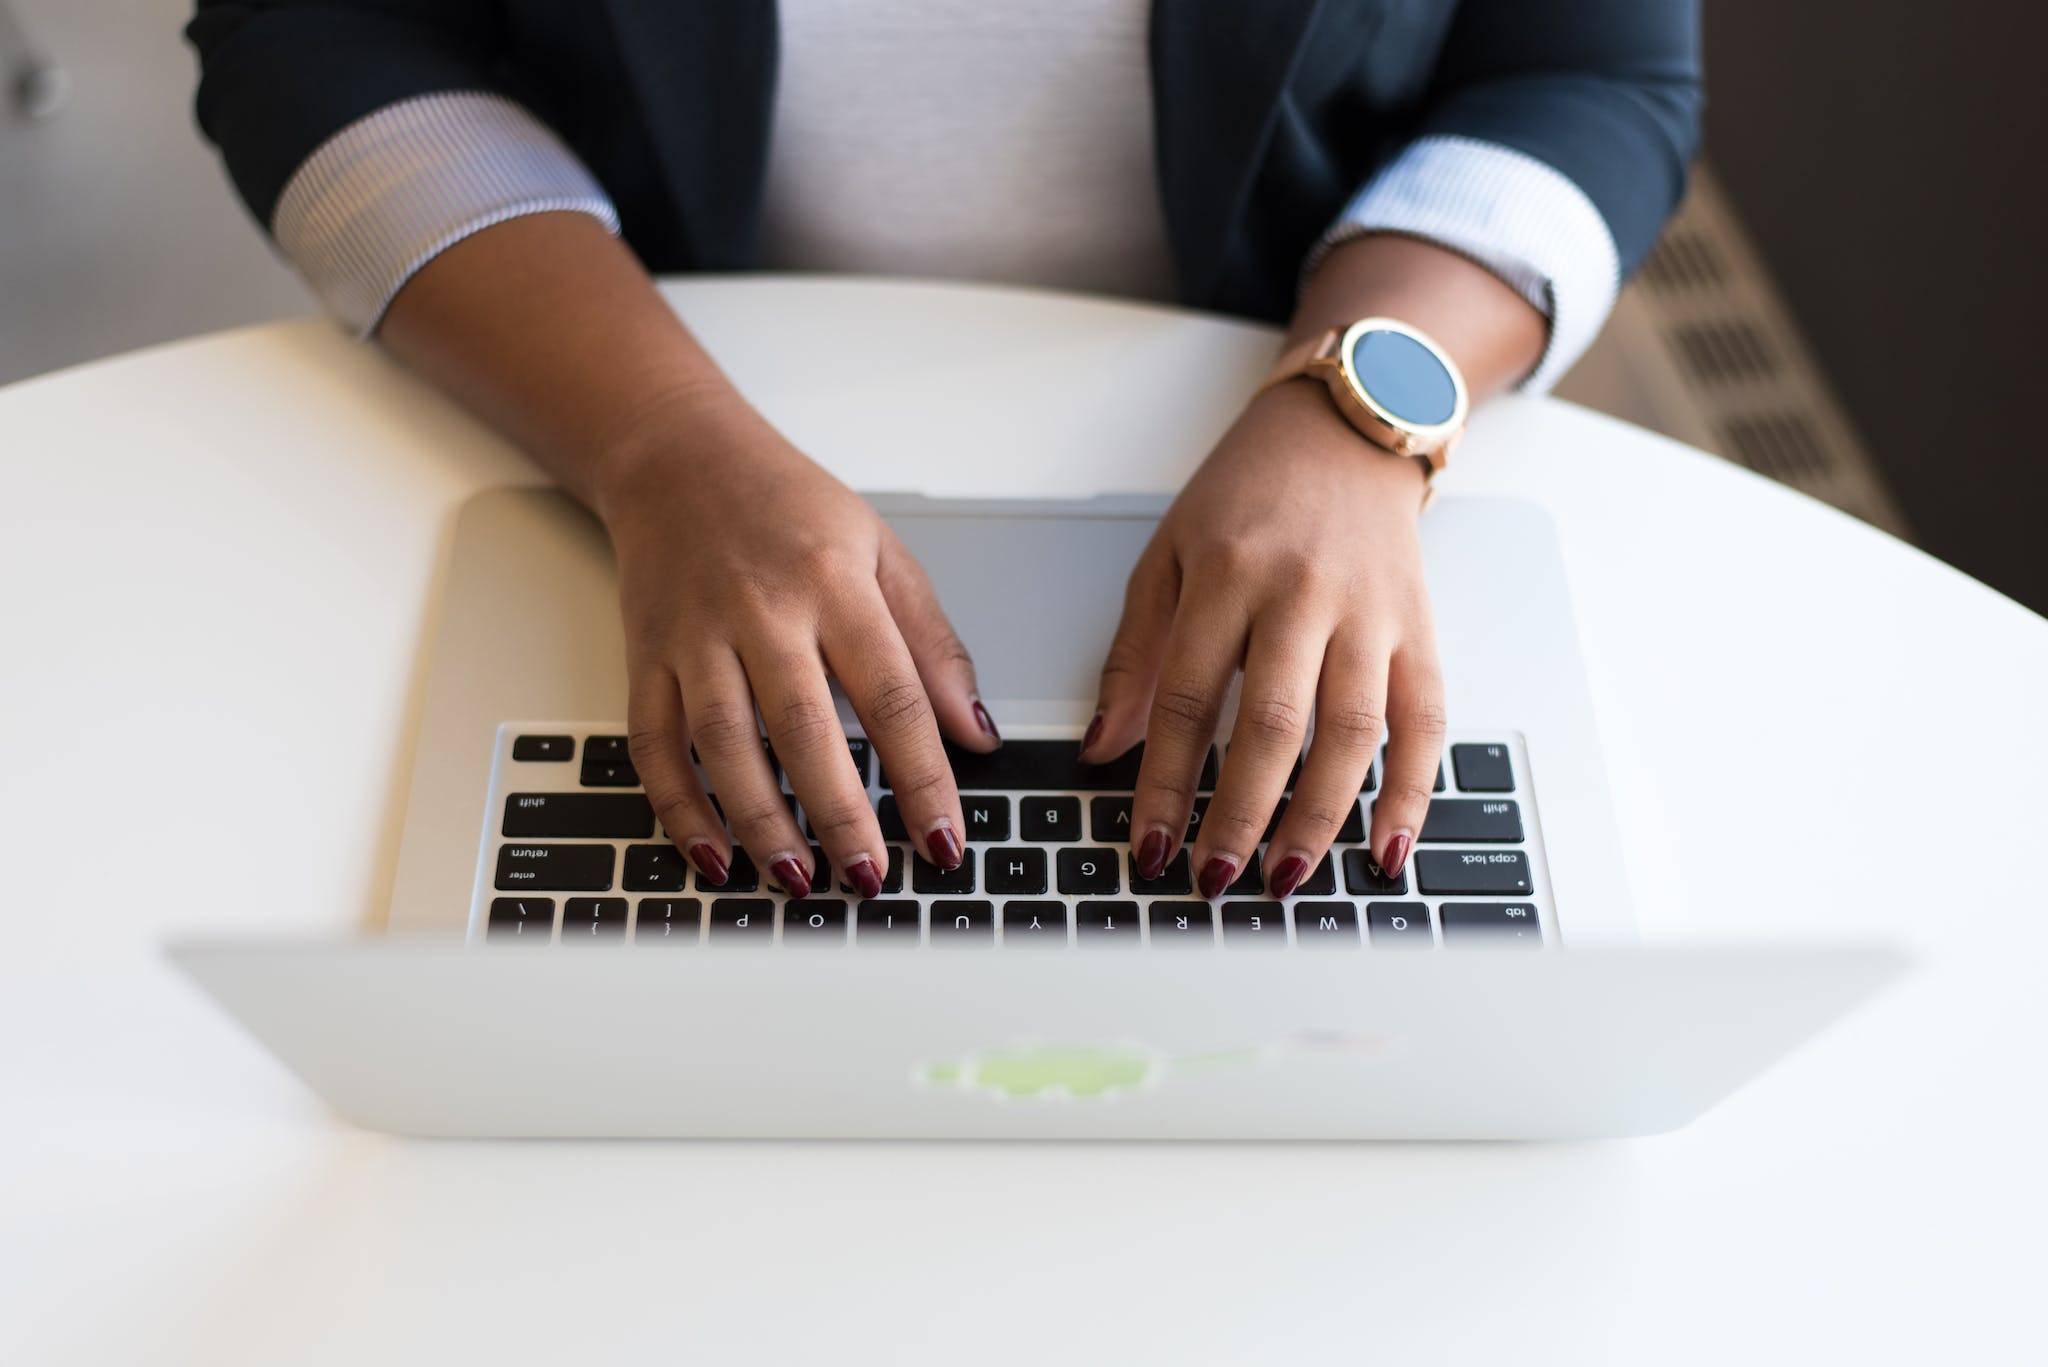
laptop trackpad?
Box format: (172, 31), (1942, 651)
(879, 500), (1162, 710)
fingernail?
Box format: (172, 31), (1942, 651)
(1268, 853), (1309, 899)
(846, 854), (884, 900)
(972, 698), (1002, 744)
(1197, 855), (1238, 900)
(1381, 831), (1413, 878)
(688, 843), (729, 886)
(1081, 711), (1105, 757)
(770, 855), (813, 899)
(927, 822), (964, 871)
(1137, 828), (1172, 881)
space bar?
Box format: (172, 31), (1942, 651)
(887, 740), (1215, 791)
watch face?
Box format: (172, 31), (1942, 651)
(1350, 328), (1459, 428)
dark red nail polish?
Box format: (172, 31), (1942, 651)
(1268, 854), (1309, 899)
(928, 823), (964, 871)
(1382, 832), (1412, 878)
(1081, 712), (1105, 756)
(689, 843), (729, 886)
(1137, 829), (1171, 881)
(771, 855), (812, 899)
(846, 855), (884, 900)
(972, 699), (1002, 744)
(1198, 856), (1237, 900)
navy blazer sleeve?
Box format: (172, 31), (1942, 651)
(187, 0), (508, 228)
(1416, 0), (1703, 275)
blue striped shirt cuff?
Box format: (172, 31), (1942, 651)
(1307, 135), (1622, 393)
(272, 92), (620, 337)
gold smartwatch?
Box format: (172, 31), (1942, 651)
(1258, 317), (1468, 501)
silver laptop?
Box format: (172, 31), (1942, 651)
(169, 488), (1905, 1139)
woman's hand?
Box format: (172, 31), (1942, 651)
(1083, 377), (1445, 899)
(598, 387), (998, 899)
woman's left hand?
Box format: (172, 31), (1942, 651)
(1083, 376), (1446, 900)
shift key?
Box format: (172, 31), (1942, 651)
(503, 792), (653, 838)
(496, 844), (616, 891)
(1414, 849), (1532, 896)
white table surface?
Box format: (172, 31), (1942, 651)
(3, 277), (2043, 1365)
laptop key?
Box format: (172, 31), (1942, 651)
(634, 898), (702, 944)
(856, 899), (922, 944)
(1450, 743), (1515, 793)
(708, 899), (775, 940)
(985, 847), (1049, 895)
(585, 735), (632, 763)
(1295, 853), (1338, 896)
(1075, 900), (1141, 944)
(1367, 901), (1433, 948)
(1337, 800), (1367, 844)
(837, 846), (906, 895)
(562, 897), (629, 942)
(962, 795), (1011, 841)
(846, 737), (872, 786)
(912, 848), (977, 894)
(695, 847), (760, 893)
(1057, 847), (1122, 894)
(1221, 900), (1287, 945)
(1020, 795), (1081, 841)
(1129, 849), (1192, 896)
(1418, 799), (1523, 844)
(495, 843), (615, 891)
(503, 792), (654, 839)
(1341, 849), (1409, 896)
(1441, 903), (1542, 947)
(623, 843), (689, 891)
(487, 897), (555, 942)
(1294, 901), (1361, 946)
(1414, 850), (1533, 897)
(1002, 900), (1069, 945)
(783, 899), (849, 944)
(876, 795), (909, 841)
(931, 900), (995, 944)
(581, 759), (640, 787)
(1147, 901), (1215, 945)
(511, 734), (574, 762)
(887, 740), (1218, 792)
(1090, 795), (1132, 842)
(1227, 850), (1263, 896)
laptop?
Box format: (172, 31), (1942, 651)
(168, 488), (1905, 1138)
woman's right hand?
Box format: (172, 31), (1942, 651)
(596, 386), (998, 899)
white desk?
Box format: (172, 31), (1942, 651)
(3, 278), (2043, 1364)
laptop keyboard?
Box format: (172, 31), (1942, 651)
(474, 724), (1554, 950)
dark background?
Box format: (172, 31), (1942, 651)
(1704, 2), (2048, 612)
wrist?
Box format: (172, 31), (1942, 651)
(590, 379), (768, 526)
(1247, 378), (1430, 513)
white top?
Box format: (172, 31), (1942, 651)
(268, 6), (1618, 389)
(760, 0), (1175, 300)
(3, 278), (2044, 1364)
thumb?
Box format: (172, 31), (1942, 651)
(876, 531), (1001, 752)
(1085, 536), (1180, 761)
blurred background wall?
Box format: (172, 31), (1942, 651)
(2, 0), (2043, 612)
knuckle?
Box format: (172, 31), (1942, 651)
(1205, 803), (1267, 844)
(863, 672), (933, 733)
(688, 701), (761, 761)
(1388, 780), (1436, 808)
(1395, 698), (1449, 740)
(626, 725), (681, 766)
(1287, 798), (1349, 837)
(890, 760), (955, 805)
(772, 693), (841, 754)
(1236, 695), (1305, 749)
(1150, 683), (1218, 743)
(729, 794), (795, 835)
(803, 798), (873, 843)
(1317, 699), (1386, 753)
(1098, 640), (1151, 685)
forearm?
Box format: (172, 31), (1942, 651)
(377, 211), (744, 516)
(1286, 233), (1546, 402)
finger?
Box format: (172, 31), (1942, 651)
(1191, 610), (1323, 898)
(1267, 630), (1386, 898)
(679, 647), (815, 897)
(1372, 642), (1448, 879)
(740, 633), (889, 897)
(1128, 579), (1248, 882)
(1085, 534), (1180, 762)
(625, 662), (731, 885)
(821, 585), (966, 874)
(877, 530), (1000, 751)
